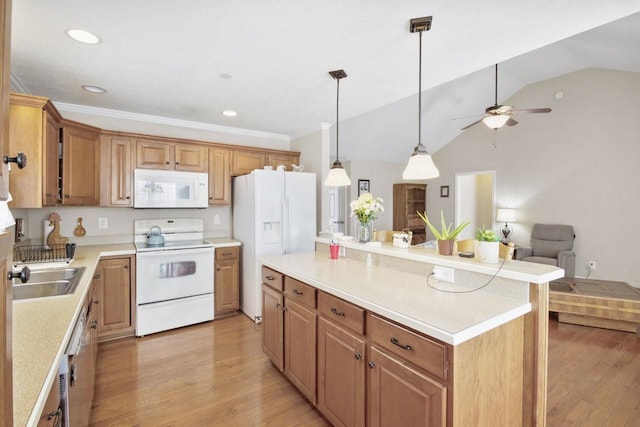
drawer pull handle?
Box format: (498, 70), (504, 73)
(293, 289), (303, 295)
(368, 361), (376, 369)
(222, 252), (232, 256)
(330, 308), (345, 317)
(390, 337), (412, 351)
(266, 275), (275, 281)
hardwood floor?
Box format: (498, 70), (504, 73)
(91, 313), (640, 426)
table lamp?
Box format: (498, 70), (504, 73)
(496, 208), (516, 244)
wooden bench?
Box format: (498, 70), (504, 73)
(549, 278), (640, 335)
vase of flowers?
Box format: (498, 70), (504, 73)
(350, 192), (384, 243)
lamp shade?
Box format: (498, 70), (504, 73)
(496, 208), (516, 223)
(482, 114), (510, 129)
(402, 151), (439, 180)
(324, 162), (351, 187)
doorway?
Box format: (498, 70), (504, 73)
(455, 171), (495, 240)
(328, 186), (347, 234)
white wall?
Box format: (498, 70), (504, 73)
(430, 68), (640, 286)
(291, 126), (326, 233)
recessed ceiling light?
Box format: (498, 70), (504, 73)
(221, 110), (238, 117)
(82, 85), (107, 94)
(219, 73), (233, 80)
(66, 29), (102, 45)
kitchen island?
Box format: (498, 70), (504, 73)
(259, 238), (563, 426)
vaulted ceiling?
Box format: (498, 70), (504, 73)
(10, 1), (640, 162)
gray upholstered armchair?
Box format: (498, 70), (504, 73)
(514, 224), (576, 277)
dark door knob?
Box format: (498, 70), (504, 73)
(3, 152), (27, 169)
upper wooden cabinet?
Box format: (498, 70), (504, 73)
(7, 94), (62, 208)
(231, 150), (265, 176)
(208, 147), (231, 205)
(136, 138), (208, 172)
(60, 119), (100, 205)
(100, 134), (133, 206)
(268, 152), (300, 171)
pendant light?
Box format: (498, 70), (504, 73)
(402, 16), (439, 181)
(324, 69), (351, 187)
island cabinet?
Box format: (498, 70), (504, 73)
(94, 256), (136, 342)
(59, 119), (101, 205)
(136, 138), (208, 172)
(99, 134), (134, 206)
(317, 292), (366, 427)
(7, 93), (63, 208)
(214, 247), (239, 317)
(208, 147), (231, 205)
(262, 265), (527, 427)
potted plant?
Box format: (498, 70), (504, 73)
(417, 210), (470, 256)
(474, 226), (500, 263)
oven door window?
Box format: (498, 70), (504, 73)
(159, 261), (196, 278)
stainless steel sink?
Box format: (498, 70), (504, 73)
(12, 266), (86, 301)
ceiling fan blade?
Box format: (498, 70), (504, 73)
(511, 107), (552, 114)
(505, 118), (518, 126)
(453, 113), (484, 120)
(461, 119), (483, 130)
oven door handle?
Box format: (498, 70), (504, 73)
(136, 246), (213, 258)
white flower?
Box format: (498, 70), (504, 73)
(350, 192), (384, 224)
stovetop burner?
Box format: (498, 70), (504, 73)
(134, 239), (213, 252)
(133, 218), (213, 252)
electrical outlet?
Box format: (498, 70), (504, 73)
(433, 265), (454, 283)
(588, 261), (597, 270)
(98, 217), (108, 229)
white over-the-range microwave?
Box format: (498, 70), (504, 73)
(134, 169), (208, 208)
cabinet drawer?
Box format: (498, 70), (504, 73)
(262, 266), (283, 291)
(284, 277), (316, 308)
(215, 246), (238, 261)
(318, 292), (365, 335)
(368, 314), (448, 380)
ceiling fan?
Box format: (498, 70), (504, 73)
(459, 64), (552, 131)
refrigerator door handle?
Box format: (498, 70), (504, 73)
(282, 197), (288, 254)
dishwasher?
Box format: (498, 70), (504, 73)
(64, 304), (92, 426)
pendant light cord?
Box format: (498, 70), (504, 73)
(336, 76), (340, 162)
(418, 30), (422, 148)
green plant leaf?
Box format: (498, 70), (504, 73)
(417, 210), (469, 241)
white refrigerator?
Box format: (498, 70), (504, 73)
(233, 169), (317, 322)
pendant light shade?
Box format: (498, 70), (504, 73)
(324, 69), (351, 187)
(482, 114), (510, 129)
(402, 16), (439, 181)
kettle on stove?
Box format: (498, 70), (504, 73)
(146, 226), (165, 246)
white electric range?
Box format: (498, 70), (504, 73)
(133, 218), (214, 336)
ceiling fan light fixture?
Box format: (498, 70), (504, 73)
(324, 69), (351, 187)
(482, 114), (510, 129)
(403, 16), (439, 181)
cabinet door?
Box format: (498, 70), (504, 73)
(43, 112), (60, 206)
(175, 143), (208, 172)
(231, 150), (265, 176)
(104, 136), (133, 206)
(37, 369), (62, 427)
(284, 298), (317, 404)
(214, 255), (239, 317)
(267, 153), (299, 171)
(208, 147), (231, 205)
(317, 317), (366, 427)
(0, 232), (12, 423)
(262, 284), (284, 370)
(136, 139), (173, 169)
(368, 346), (446, 427)
(95, 257), (134, 341)
(60, 123), (100, 205)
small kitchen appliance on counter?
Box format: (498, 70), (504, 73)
(134, 218), (214, 336)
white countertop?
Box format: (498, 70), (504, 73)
(206, 238), (241, 248)
(260, 252), (533, 346)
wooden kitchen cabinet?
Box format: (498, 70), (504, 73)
(94, 256), (136, 342)
(368, 346), (446, 427)
(60, 119), (100, 205)
(393, 183), (427, 245)
(283, 277), (317, 404)
(136, 138), (208, 172)
(37, 375), (62, 427)
(317, 316), (366, 427)
(99, 134), (134, 206)
(267, 152), (300, 171)
(208, 147), (231, 205)
(262, 283), (284, 370)
(7, 93), (63, 208)
(214, 247), (239, 317)
(231, 150), (266, 176)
